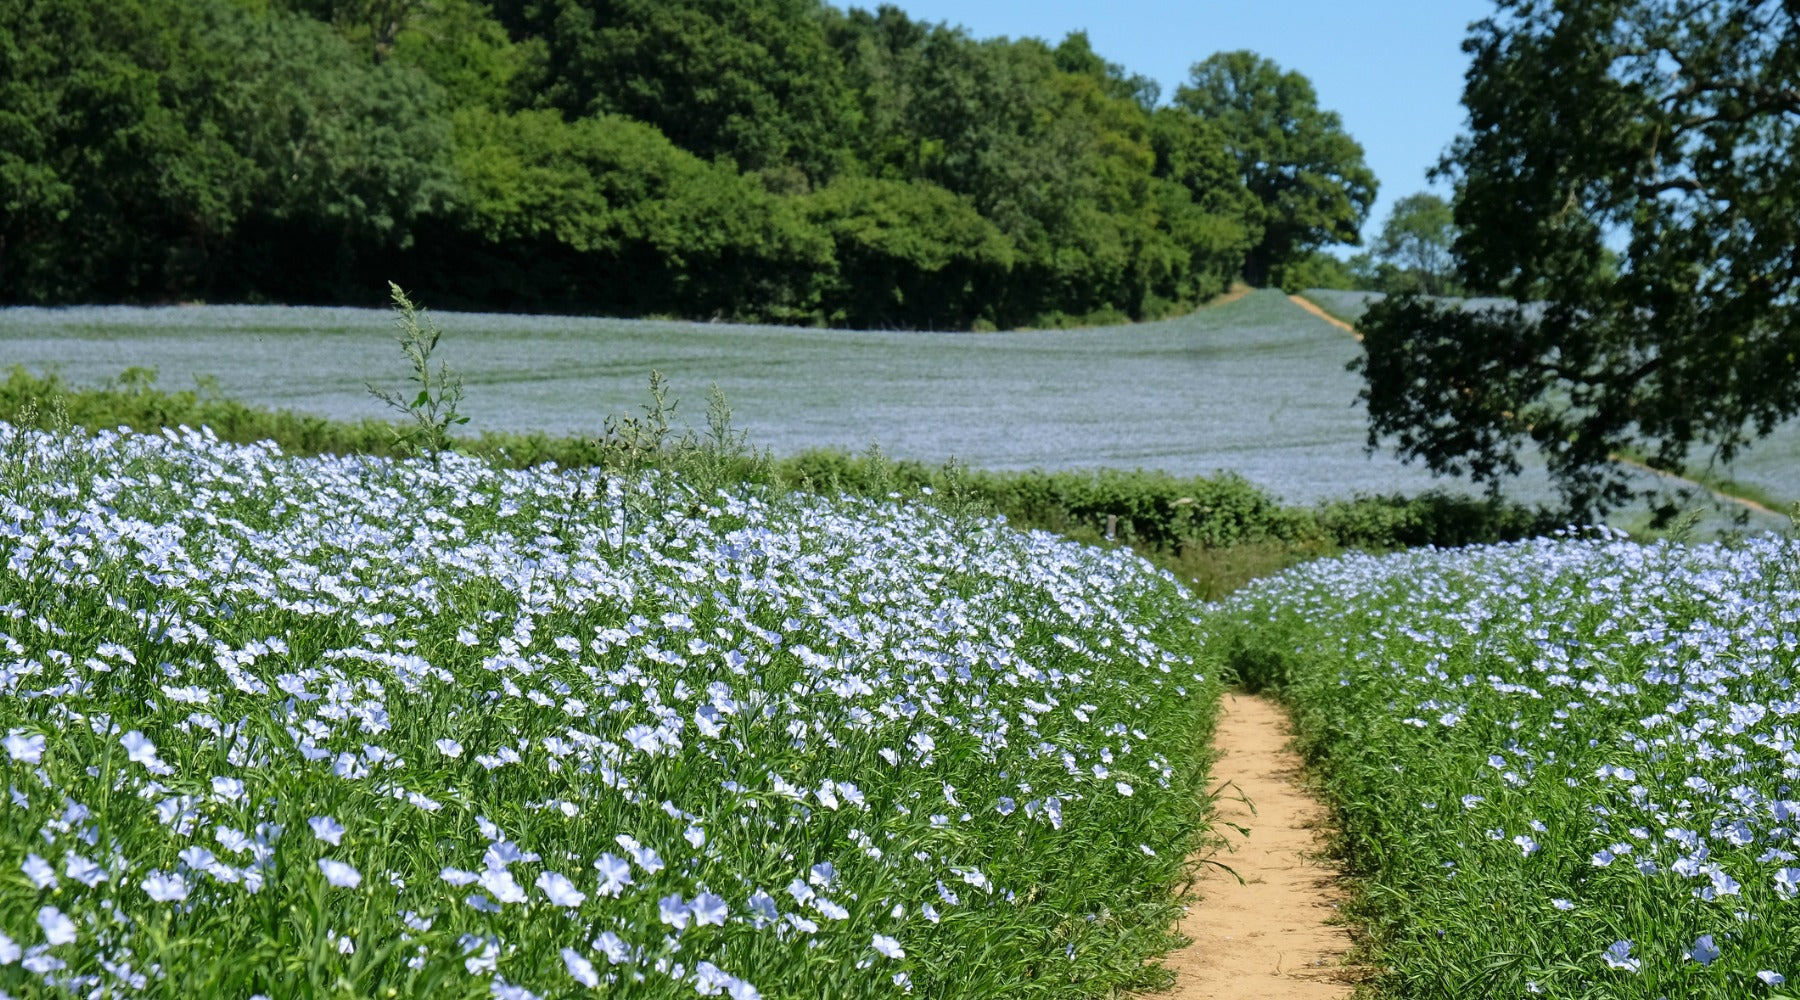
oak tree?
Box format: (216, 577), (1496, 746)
(1174, 51), (1376, 287)
(1356, 0), (1800, 517)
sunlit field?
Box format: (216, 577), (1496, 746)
(0, 421), (1217, 998)
(0, 292), (1548, 506)
(6, 292), (1778, 540)
(1207, 533), (1800, 997)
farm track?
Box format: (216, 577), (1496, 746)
(1157, 693), (1362, 999)
(1288, 294), (1360, 339)
(1206, 282), (1256, 309)
(1606, 451), (1783, 518)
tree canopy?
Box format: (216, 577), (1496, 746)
(2, 0), (1374, 327)
(1355, 0), (1800, 516)
(1363, 192), (1460, 296)
(493, 0), (856, 184)
(1174, 51), (1377, 288)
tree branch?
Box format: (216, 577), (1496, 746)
(1638, 176), (1705, 197)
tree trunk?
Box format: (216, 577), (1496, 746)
(1241, 249), (1270, 288)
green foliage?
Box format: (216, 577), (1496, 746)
(1325, 192), (1473, 296)
(364, 283), (468, 465)
(1146, 108), (1261, 303)
(435, 106), (830, 320)
(1358, 1), (1800, 517)
(0, 0), (452, 304)
(584, 375), (774, 506)
(591, 368), (679, 482)
(1368, 191), (1460, 295)
(1175, 51), (1378, 287)
(824, 9), (1261, 324)
(272, 0), (433, 62)
(204, 4), (454, 241)
(779, 451), (1314, 550)
(0, 0), (252, 300)
(1, 0), (1328, 327)
(1313, 491), (1563, 550)
(1052, 30), (1160, 110)
(496, 0), (855, 183)
(797, 176), (1014, 329)
(388, 0), (536, 108)
(1276, 250), (1359, 293)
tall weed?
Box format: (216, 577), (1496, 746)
(364, 283), (468, 465)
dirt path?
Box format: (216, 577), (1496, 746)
(1159, 693), (1358, 999)
(1606, 452), (1783, 519)
(1287, 294), (1361, 339)
(1207, 282), (1256, 309)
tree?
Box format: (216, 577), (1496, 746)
(1174, 51), (1376, 287)
(273, 0), (434, 63)
(200, 3), (455, 300)
(1051, 30), (1159, 111)
(798, 175), (1014, 329)
(0, 0), (450, 303)
(1277, 250), (1358, 292)
(1356, 0), (1800, 517)
(0, 0), (249, 300)
(1370, 192), (1458, 295)
(429, 107), (831, 319)
(211, 6), (453, 243)
(493, 0), (855, 185)
(0, 0), (1294, 325)
(1146, 106), (1259, 301)
(389, 0), (536, 108)
(826, 12), (1255, 323)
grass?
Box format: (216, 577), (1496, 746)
(0, 416), (1221, 998)
(1203, 529), (1800, 998)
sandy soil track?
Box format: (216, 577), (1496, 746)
(1288, 294), (1361, 339)
(1157, 693), (1360, 999)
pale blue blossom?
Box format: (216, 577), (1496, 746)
(536, 872), (586, 909)
(1685, 934), (1719, 966)
(308, 816), (346, 846)
(37, 906), (76, 946)
(561, 947), (598, 988)
(690, 892), (728, 927)
(143, 872), (189, 902)
(658, 894), (690, 930)
(4, 732), (44, 764)
(318, 859), (362, 889)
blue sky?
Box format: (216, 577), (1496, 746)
(887, 0), (1496, 252)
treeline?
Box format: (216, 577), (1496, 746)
(0, 0), (1375, 328)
